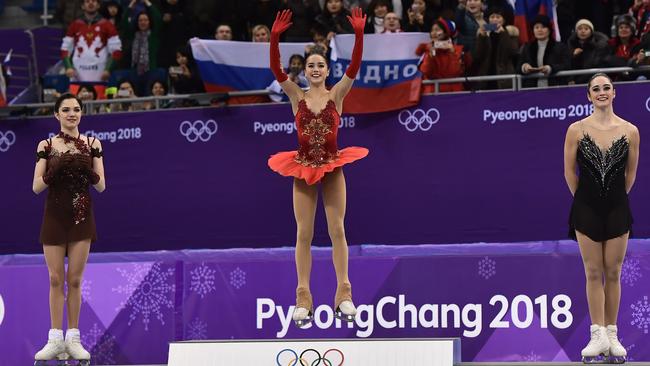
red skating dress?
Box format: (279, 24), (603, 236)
(268, 99), (368, 185)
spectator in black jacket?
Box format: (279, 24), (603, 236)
(518, 15), (571, 88)
(170, 46), (204, 94)
(364, 0), (392, 33)
(315, 0), (354, 38)
(567, 19), (609, 84)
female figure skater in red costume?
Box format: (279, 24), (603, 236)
(267, 8), (368, 327)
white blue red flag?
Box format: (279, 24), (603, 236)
(189, 38), (309, 94)
(329, 32), (430, 114)
(511, 0), (560, 43)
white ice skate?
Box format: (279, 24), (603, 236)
(606, 325), (627, 364)
(334, 283), (356, 323)
(34, 339), (66, 365)
(582, 324), (610, 364)
(293, 287), (314, 328)
(335, 300), (357, 322)
(65, 332), (90, 366)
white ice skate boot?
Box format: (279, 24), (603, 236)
(606, 325), (627, 364)
(582, 324), (610, 364)
(334, 283), (356, 323)
(64, 328), (90, 365)
(292, 287), (314, 328)
(34, 329), (66, 365)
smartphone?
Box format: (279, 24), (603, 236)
(117, 89), (131, 97)
(645, 50), (650, 57)
(433, 40), (451, 49)
(169, 66), (183, 75)
(484, 23), (498, 32)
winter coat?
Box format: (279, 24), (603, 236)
(416, 42), (471, 93)
(518, 38), (571, 87)
(315, 10), (354, 34)
(455, 8), (485, 57)
(474, 25), (520, 89)
(567, 31), (609, 83)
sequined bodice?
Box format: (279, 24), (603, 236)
(42, 136), (95, 224)
(576, 133), (628, 199)
(294, 99), (340, 167)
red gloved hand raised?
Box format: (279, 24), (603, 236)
(346, 7), (366, 35)
(345, 7), (366, 79)
(271, 9), (293, 36)
(270, 10), (293, 82)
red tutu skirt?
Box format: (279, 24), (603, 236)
(268, 147), (369, 185)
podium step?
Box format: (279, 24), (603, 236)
(168, 338), (461, 366)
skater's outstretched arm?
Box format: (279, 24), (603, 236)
(270, 10), (304, 110)
(331, 7), (366, 106)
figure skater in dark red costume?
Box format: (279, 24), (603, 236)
(267, 8), (368, 327)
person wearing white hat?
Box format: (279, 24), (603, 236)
(567, 19), (609, 84)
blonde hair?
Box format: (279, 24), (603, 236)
(251, 24), (270, 41)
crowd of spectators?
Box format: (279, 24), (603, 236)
(49, 0), (650, 111)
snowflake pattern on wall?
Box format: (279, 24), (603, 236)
(478, 256), (496, 279)
(521, 351), (541, 362)
(622, 257), (643, 287)
(190, 263), (216, 298)
(229, 267), (246, 289)
(82, 323), (116, 365)
(185, 317), (208, 340)
(112, 262), (175, 331)
(630, 295), (650, 334)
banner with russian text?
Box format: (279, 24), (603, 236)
(329, 33), (429, 114)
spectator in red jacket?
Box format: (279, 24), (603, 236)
(607, 14), (641, 63)
(629, 0), (650, 38)
(61, 0), (122, 82)
(415, 18), (471, 93)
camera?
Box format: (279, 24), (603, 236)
(645, 51), (650, 57)
(117, 89), (131, 97)
(433, 40), (452, 49)
(43, 88), (58, 103)
(168, 66), (183, 75)
(483, 23), (498, 32)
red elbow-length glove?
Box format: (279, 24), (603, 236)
(270, 10), (293, 82)
(345, 7), (366, 78)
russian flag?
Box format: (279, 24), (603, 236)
(511, 0), (560, 44)
(329, 33), (430, 114)
(189, 38), (309, 103)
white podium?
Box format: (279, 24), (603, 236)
(168, 337), (461, 366)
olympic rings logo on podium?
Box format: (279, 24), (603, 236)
(179, 120), (218, 142)
(398, 108), (440, 132)
(0, 130), (16, 152)
(276, 348), (344, 366)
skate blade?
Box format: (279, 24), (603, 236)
(293, 315), (313, 328)
(334, 308), (356, 323)
(609, 355), (627, 364)
(582, 354), (609, 364)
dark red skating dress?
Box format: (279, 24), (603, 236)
(268, 99), (368, 185)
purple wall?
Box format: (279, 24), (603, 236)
(0, 84), (649, 254)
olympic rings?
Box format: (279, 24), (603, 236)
(276, 348), (344, 366)
(179, 119), (218, 142)
(397, 108), (440, 132)
(645, 96), (650, 112)
(0, 130), (16, 152)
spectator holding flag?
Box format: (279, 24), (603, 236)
(61, 0), (122, 82)
(629, 0), (650, 38)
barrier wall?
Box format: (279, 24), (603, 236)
(1, 84), (649, 253)
(0, 241), (649, 364)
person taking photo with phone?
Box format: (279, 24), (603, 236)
(474, 7), (519, 90)
(415, 17), (471, 93)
